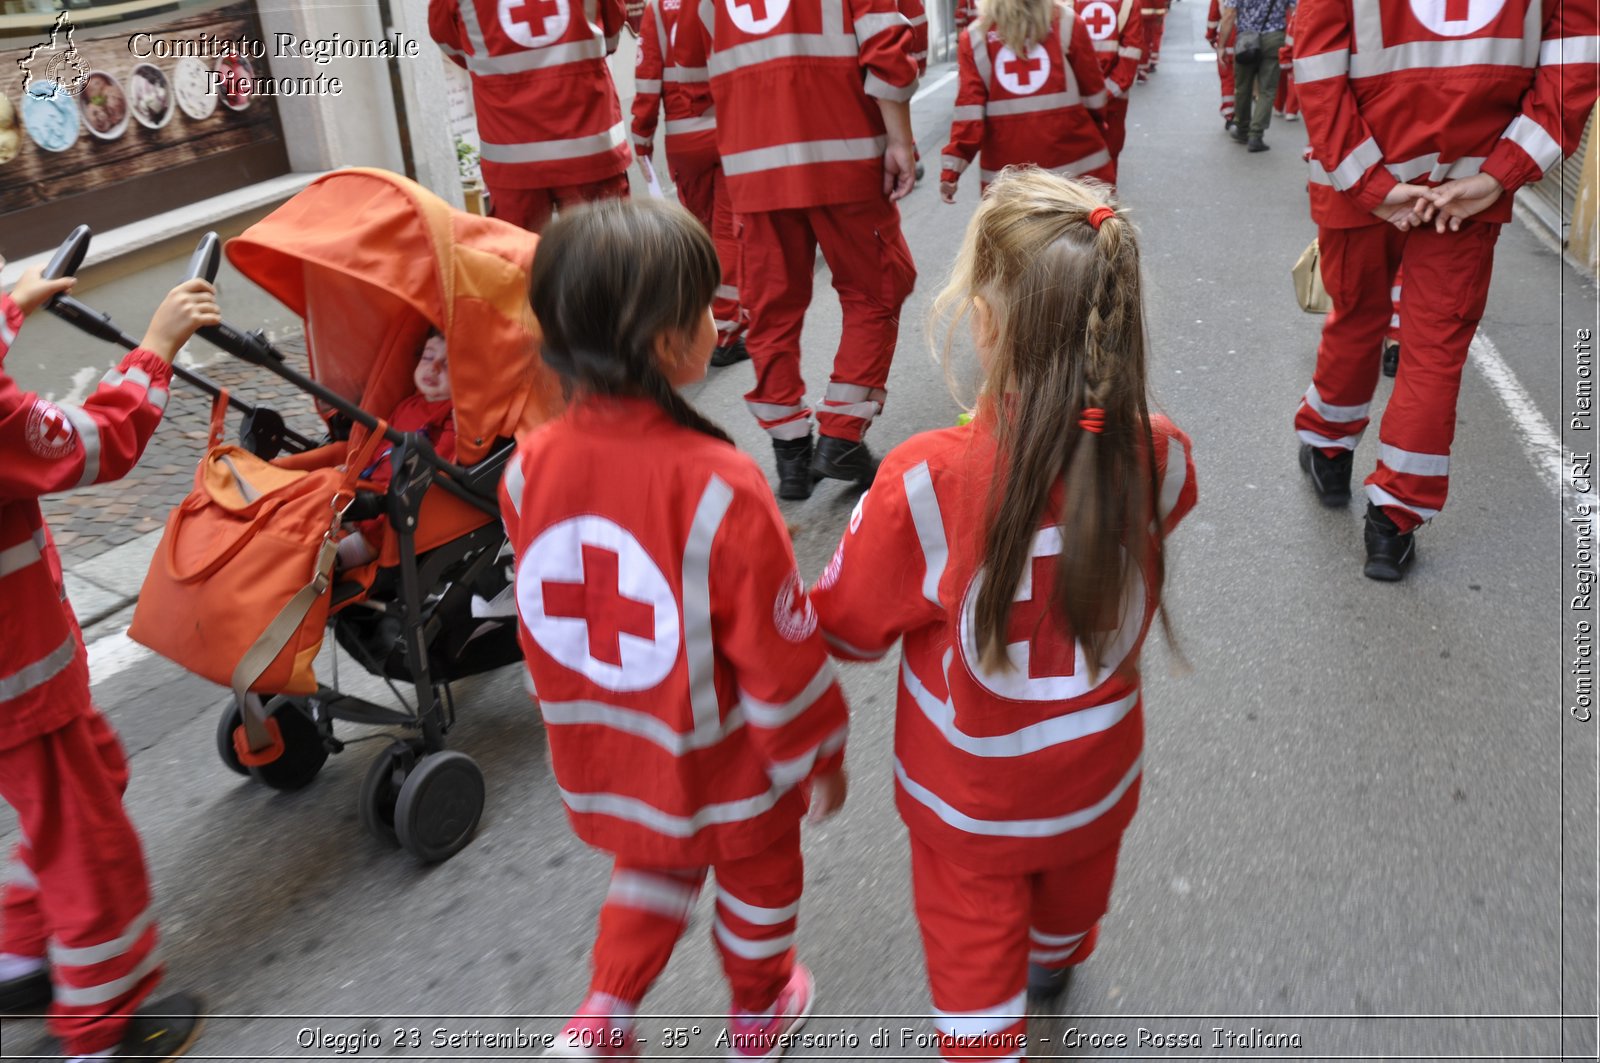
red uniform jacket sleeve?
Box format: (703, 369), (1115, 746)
(428, 0), (471, 67)
(1292, 0), (1397, 213)
(1206, 0), (1220, 41)
(1109, 3), (1145, 97)
(1065, 9), (1109, 110)
(900, 0), (930, 73)
(1150, 414), (1198, 536)
(850, 0), (919, 101)
(712, 481), (849, 784)
(810, 453), (945, 662)
(631, 0), (665, 153)
(1480, 0), (1600, 193)
(601, 0), (626, 53)
(0, 295), (173, 501)
(942, 28), (987, 183)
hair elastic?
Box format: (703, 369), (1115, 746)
(1088, 206), (1116, 230)
(1079, 407), (1106, 434)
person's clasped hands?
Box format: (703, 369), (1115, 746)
(1372, 173), (1505, 234)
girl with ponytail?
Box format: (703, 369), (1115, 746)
(811, 169), (1196, 1060)
(501, 198), (849, 1059)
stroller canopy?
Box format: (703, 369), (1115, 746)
(226, 168), (559, 467)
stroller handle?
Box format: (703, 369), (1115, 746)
(41, 224), (91, 312)
(186, 232), (222, 285)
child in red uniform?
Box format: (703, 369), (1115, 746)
(336, 330), (456, 569)
(0, 264), (217, 1062)
(811, 170), (1197, 1062)
(499, 199), (849, 1061)
(940, 0), (1114, 201)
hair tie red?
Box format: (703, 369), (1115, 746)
(1088, 206), (1116, 230)
(1079, 407), (1106, 434)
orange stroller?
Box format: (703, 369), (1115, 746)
(41, 169), (559, 862)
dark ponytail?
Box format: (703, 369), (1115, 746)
(529, 198), (732, 445)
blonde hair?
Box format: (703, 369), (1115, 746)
(978, 0), (1056, 58)
(931, 167), (1171, 679)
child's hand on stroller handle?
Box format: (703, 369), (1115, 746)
(3, 259), (77, 317)
(141, 279), (222, 364)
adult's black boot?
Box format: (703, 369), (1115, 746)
(0, 965), (49, 1013)
(1247, 135), (1270, 152)
(773, 437), (816, 500)
(1363, 503), (1417, 581)
(711, 336), (750, 368)
(811, 434), (878, 486)
(1298, 443), (1352, 507)
(1382, 340), (1400, 378)
(1026, 963), (1073, 1003)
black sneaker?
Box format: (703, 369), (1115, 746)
(773, 436), (817, 501)
(20, 992), (204, 1061)
(1231, 127), (1249, 144)
(710, 337), (749, 368)
(1363, 504), (1416, 582)
(1026, 963), (1073, 1003)
(811, 434), (878, 486)
(0, 965), (50, 1013)
(1298, 444), (1352, 507)
(1382, 340), (1400, 378)
(1247, 136), (1270, 152)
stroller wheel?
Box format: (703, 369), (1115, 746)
(247, 697), (331, 792)
(395, 751), (485, 863)
(359, 740), (418, 848)
(216, 703), (250, 777)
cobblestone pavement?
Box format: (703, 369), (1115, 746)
(41, 334), (328, 565)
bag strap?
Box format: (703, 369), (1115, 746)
(209, 389), (229, 448)
(231, 420), (389, 754)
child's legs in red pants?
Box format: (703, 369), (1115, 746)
(910, 835), (1123, 1061)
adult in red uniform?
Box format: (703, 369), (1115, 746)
(1206, 0), (1237, 127)
(631, 0), (750, 365)
(1291, 0), (1598, 579)
(1137, 0), (1167, 73)
(0, 267), (215, 1061)
(429, 0), (632, 233)
(1272, 4), (1299, 118)
(940, 1), (1115, 195)
(676, 0), (921, 500)
(1072, 0), (1145, 162)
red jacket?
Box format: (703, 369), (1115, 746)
(1293, 0), (1598, 227)
(355, 393), (456, 545)
(0, 295), (173, 750)
(941, 8), (1113, 188)
(901, 0), (930, 73)
(630, 0), (718, 159)
(1206, 0), (1237, 52)
(429, 0), (632, 190)
(811, 408), (1196, 873)
(676, 0), (920, 212)
(1072, 0), (1145, 97)
(500, 396), (848, 865)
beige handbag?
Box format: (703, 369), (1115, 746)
(1292, 238), (1333, 314)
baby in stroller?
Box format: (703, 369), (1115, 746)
(335, 329), (457, 570)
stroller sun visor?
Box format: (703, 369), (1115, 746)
(225, 168), (562, 467)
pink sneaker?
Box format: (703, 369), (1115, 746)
(545, 1009), (638, 1059)
(726, 964), (815, 1060)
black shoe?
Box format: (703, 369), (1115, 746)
(1224, 118), (1235, 132)
(21, 993), (204, 1061)
(1382, 340), (1400, 378)
(1231, 127), (1249, 143)
(1298, 443), (1352, 507)
(1247, 136), (1270, 152)
(811, 434), (878, 486)
(915, 161), (926, 181)
(1363, 504), (1416, 581)
(710, 336), (749, 368)
(773, 436), (817, 500)
(0, 965), (50, 1013)
(1026, 963), (1073, 1003)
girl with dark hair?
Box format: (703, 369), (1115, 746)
(499, 198), (850, 1060)
(811, 169), (1197, 1061)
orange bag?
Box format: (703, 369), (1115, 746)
(130, 393), (386, 753)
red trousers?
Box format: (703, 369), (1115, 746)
(1294, 223), (1501, 532)
(1386, 268), (1404, 344)
(589, 825), (803, 1015)
(668, 135), (746, 347)
(0, 708), (161, 1055)
(1215, 35), (1236, 120)
(1140, 12), (1166, 68)
(1273, 51), (1298, 115)
(739, 198), (916, 442)
(487, 173), (630, 235)
(911, 835), (1122, 1062)
(1103, 96), (1130, 165)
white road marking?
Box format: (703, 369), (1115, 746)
(1468, 330), (1591, 535)
(1193, 51), (1220, 61)
(912, 69), (958, 103)
(87, 630), (152, 685)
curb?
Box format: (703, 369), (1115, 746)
(63, 528), (164, 628)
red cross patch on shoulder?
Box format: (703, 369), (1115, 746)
(24, 400), (77, 461)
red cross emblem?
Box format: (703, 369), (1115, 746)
(24, 400), (76, 460)
(517, 516), (680, 692)
(726, 0), (788, 34)
(542, 545), (657, 667)
(1005, 554), (1079, 680)
(995, 43), (1049, 94)
(501, 0), (570, 46)
(1406, 0), (1506, 36)
(1080, 1), (1118, 39)
(1004, 53), (1042, 79)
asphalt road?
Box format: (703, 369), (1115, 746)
(3, 2), (1598, 1058)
